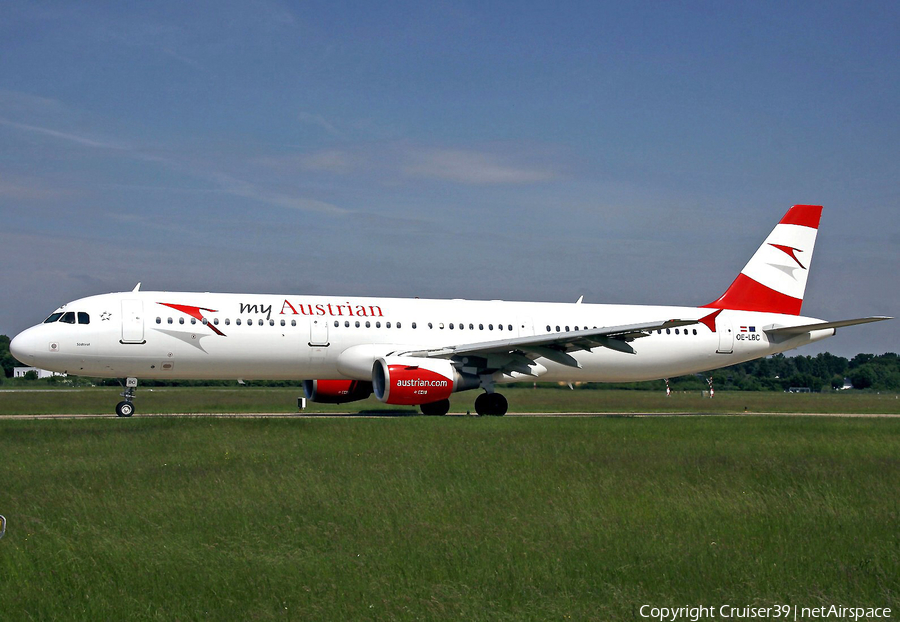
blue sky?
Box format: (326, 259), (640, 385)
(1, 1), (896, 357)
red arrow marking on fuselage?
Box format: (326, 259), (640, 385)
(158, 303), (226, 336)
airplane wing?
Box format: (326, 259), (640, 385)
(399, 318), (700, 372)
(764, 316), (892, 336)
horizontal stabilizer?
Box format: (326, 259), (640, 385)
(764, 316), (892, 336)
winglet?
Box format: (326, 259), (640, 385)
(705, 205), (822, 315)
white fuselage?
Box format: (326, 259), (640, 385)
(11, 291), (834, 384)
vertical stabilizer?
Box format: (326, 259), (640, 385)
(704, 205), (822, 315)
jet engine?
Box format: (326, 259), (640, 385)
(302, 379), (373, 404)
(372, 356), (477, 405)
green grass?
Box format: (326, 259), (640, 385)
(1, 417), (898, 620)
(1, 386), (899, 415)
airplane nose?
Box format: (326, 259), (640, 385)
(9, 329), (37, 364)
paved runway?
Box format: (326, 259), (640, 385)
(1, 411), (898, 419)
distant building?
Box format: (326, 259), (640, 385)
(13, 367), (67, 379)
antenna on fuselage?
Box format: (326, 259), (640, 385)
(132, 283), (142, 292)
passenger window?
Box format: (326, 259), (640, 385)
(396, 322), (401, 328)
(225, 319), (231, 325)
(291, 320), (297, 326)
(387, 322), (392, 329)
(693, 329), (697, 335)
(489, 324), (493, 330)
(345, 321), (350, 327)
(439, 323), (445, 329)
(428, 323), (433, 329)
(236, 319), (242, 326)
(168, 318), (174, 325)
(508, 325), (513, 331)
(355, 321), (360, 328)
(376, 321), (381, 328)
(179, 317), (185, 325)
(365, 321), (371, 328)
(546, 325), (551, 332)
(479, 324), (484, 330)
(449, 323), (454, 330)
(202, 318), (208, 325)
(469, 324), (474, 330)
(214, 318), (220, 326)
(675, 329), (680, 335)
(666, 328), (670, 334)
(191, 318), (197, 325)
(333, 321), (338, 327)
(156, 317), (162, 325)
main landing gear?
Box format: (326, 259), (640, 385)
(419, 393), (508, 416)
(115, 377), (138, 417)
(474, 392), (508, 416)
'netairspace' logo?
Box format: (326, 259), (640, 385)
(638, 604), (893, 622)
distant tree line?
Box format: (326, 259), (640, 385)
(1, 334), (897, 391)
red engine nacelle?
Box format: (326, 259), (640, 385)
(302, 379), (373, 404)
(373, 356), (474, 405)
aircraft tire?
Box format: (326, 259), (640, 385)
(489, 393), (508, 416)
(116, 401), (134, 417)
(421, 399), (450, 416)
(475, 393), (507, 416)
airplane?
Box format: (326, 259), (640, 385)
(9, 205), (890, 417)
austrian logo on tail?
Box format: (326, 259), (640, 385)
(768, 243), (807, 270)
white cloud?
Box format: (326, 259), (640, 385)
(209, 172), (350, 215)
(403, 148), (558, 185)
(0, 117), (128, 150)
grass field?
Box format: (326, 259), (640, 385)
(1, 386), (899, 416)
(1, 416), (898, 620)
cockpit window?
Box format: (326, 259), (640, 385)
(43, 312), (64, 323)
(78, 312), (90, 325)
(60, 312), (77, 324)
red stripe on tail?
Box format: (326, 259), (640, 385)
(779, 205), (822, 229)
(703, 273), (803, 315)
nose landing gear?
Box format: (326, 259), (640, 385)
(115, 377), (138, 417)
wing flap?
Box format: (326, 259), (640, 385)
(400, 318), (700, 361)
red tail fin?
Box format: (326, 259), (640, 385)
(704, 205), (822, 315)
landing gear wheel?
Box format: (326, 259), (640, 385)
(115, 401), (135, 417)
(421, 399), (450, 416)
(489, 393), (508, 416)
(475, 393), (508, 416)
